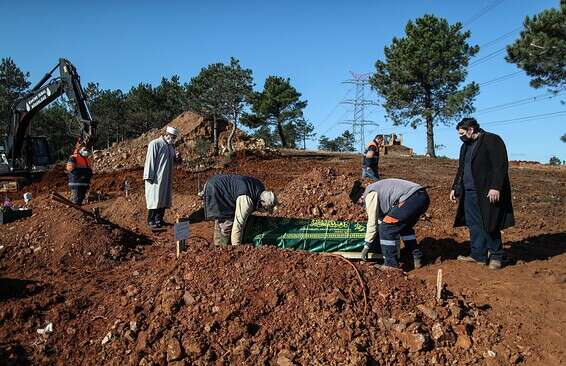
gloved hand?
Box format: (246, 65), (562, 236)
(361, 244), (370, 261)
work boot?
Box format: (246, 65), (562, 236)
(489, 259), (502, 270)
(457, 255), (486, 265)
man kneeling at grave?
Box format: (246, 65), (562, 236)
(195, 174), (277, 245)
(360, 178), (430, 270)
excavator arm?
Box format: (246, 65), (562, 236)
(6, 58), (96, 167)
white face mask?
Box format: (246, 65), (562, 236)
(79, 149), (90, 157)
(164, 135), (176, 145)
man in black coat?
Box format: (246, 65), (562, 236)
(450, 117), (515, 270)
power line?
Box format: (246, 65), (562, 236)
(319, 107), (352, 136)
(464, 0), (505, 26)
(365, 104), (384, 118)
(478, 71), (522, 87)
(479, 27), (521, 49)
(317, 85), (355, 128)
(475, 91), (565, 114)
(469, 47), (506, 68)
(355, 91), (563, 135)
(481, 110), (566, 126)
(375, 110), (566, 139)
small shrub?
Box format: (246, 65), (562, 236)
(549, 156), (562, 166)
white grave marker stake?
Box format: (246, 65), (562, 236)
(436, 269), (443, 302)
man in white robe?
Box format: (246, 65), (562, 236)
(143, 126), (179, 229)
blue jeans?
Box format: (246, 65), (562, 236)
(362, 167), (379, 180)
(464, 190), (504, 262)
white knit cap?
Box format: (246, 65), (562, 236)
(260, 191), (278, 211)
(166, 126), (179, 136)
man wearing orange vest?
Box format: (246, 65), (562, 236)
(66, 143), (93, 206)
(362, 135), (383, 180)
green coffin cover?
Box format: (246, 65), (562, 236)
(243, 215), (379, 255)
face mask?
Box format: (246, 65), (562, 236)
(164, 135), (176, 145)
(459, 136), (470, 143)
(79, 149), (90, 157)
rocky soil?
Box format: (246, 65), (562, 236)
(0, 151), (565, 365)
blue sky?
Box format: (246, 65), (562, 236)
(1, 0), (564, 162)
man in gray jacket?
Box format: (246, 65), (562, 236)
(361, 178), (430, 269)
(143, 126), (180, 229)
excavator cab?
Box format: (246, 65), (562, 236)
(0, 135), (51, 173)
(26, 136), (52, 171)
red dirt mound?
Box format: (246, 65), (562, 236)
(91, 111), (218, 172)
(8, 243), (502, 365)
(90, 111), (269, 173)
(0, 197), (148, 271)
(277, 167), (367, 221)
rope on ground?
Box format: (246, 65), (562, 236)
(322, 253), (368, 315)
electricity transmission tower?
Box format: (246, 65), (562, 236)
(341, 72), (379, 152)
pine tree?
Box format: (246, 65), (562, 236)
(370, 15), (479, 157)
(0, 58), (30, 136)
(242, 76), (307, 147)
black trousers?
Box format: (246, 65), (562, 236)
(463, 190), (504, 262)
(70, 186), (89, 206)
(147, 208), (166, 225)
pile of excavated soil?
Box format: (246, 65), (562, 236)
(91, 111), (220, 173)
(276, 167), (367, 221)
(0, 197), (148, 271)
(0, 243), (504, 365)
(91, 111), (270, 173)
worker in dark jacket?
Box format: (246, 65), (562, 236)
(362, 135), (383, 180)
(199, 174), (277, 246)
(66, 143), (93, 206)
(361, 178), (430, 269)
(450, 117), (515, 270)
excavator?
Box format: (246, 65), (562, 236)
(0, 58), (96, 192)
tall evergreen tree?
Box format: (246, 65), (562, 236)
(31, 103), (76, 161)
(186, 63), (225, 152)
(370, 15), (479, 157)
(242, 76), (307, 148)
(186, 58), (253, 153)
(506, 5), (566, 92)
(0, 58), (30, 136)
(86, 82), (127, 148)
(318, 130), (355, 152)
(125, 83), (166, 137)
(294, 118), (316, 149)
(221, 58), (254, 153)
(155, 75), (185, 122)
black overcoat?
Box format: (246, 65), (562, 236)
(452, 131), (515, 232)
